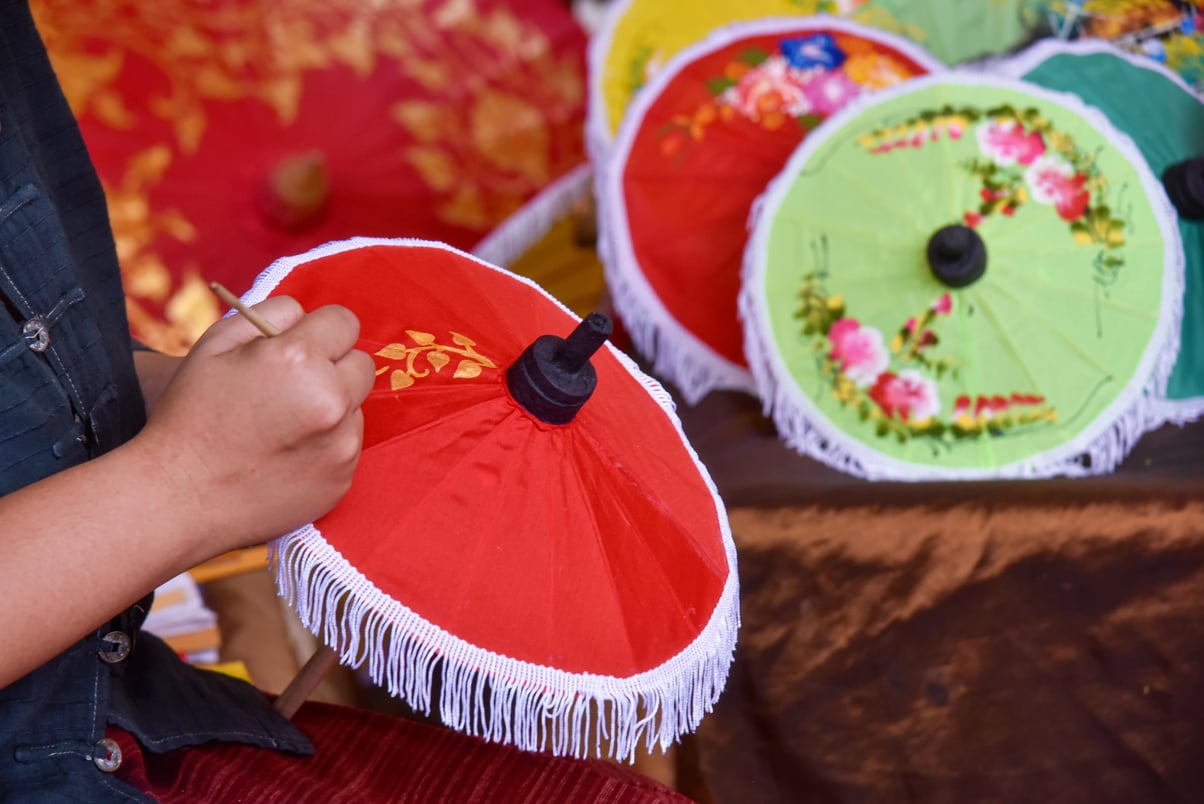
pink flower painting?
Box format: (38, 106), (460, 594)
(827, 318), (889, 387)
(800, 69), (861, 116)
(868, 369), (941, 421)
(1024, 154), (1091, 222)
(975, 120), (1046, 167)
(721, 57), (811, 121)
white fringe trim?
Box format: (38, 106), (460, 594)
(740, 73), (1185, 481)
(596, 16), (945, 406)
(585, 0), (637, 167)
(239, 236), (740, 761)
(1149, 397), (1204, 427)
(469, 165), (594, 270)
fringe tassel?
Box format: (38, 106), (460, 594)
(270, 520), (739, 763)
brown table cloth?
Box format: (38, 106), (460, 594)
(671, 390), (1204, 804)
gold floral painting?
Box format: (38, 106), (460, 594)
(32, 0), (588, 354)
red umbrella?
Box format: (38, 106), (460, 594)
(239, 238), (739, 760)
(32, 0), (588, 353)
(597, 17), (941, 403)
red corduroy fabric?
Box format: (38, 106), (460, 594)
(110, 701), (694, 803)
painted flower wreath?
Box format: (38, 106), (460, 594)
(857, 103), (1128, 284)
(794, 268), (1056, 447)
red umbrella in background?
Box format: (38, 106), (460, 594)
(236, 238), (738, 761)
(597, 18), (941, 404)
(32, 0), (588, 354)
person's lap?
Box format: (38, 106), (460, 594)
(111, 699), (692, 803)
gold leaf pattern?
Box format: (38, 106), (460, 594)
(377, 344), (409, 360)
(31, 0), (585, 355)
(453, 360), (482, 379)
(407, 330), (436, 346)
(374, 329), (497, 391)
(391, 100), (455, 143)
(471, 92), (549, 183)
(391, 369), (415, 390)
(406, 146), (459, 192)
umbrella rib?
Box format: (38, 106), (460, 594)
(884, 125), (939, 223)
(987, 265), (1162, 320)
(362, 390), (506, 446)
(559, 449), (646, 669)
(970, 286), (1050, 394)
(819, 158), (928, 232)
(791, 221), (918, 251)
(940, 104), (969, 225)
(576, 424), (728, 578)
(820, 270), (930, 285)
(975, 280), (1116, 378)
(987, 235), (1165, 257)
(956, 291), (1000, 468)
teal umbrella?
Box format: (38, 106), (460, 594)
(1006, 38), (1204, 424)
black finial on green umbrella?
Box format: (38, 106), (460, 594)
(927, 224), (987, 288)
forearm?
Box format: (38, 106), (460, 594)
(133, 349), (184, 413)
(0, 438), (214, 688)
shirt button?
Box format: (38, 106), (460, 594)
(98, 630), (131, 664)
(21, 315), (50, 353)
(93, 737), (122, 773)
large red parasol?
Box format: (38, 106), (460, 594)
(32, 0), (588, 354)
(239, 238), (739, 761)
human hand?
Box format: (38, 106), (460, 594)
(132, 296), (375, 556)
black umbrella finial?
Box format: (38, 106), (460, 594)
(506, 312), (613, 425)
(1163, 157), (1204, 221)
(926, 224), (987, 288)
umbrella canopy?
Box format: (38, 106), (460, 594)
(741, 74), (1183, 480)
(1043, 0), (1204, 90)
(598, 18), (942, 403)
(32, 0), (588, 354)
(587, 0), (1043, 158)
(241, 238), (738, 760)
(1002, 40), (1204, 424)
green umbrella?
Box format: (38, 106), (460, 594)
(741, 74), (1183, 479)
(1006, 39), (1204, 424)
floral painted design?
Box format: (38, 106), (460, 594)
(33, 0), (586, 355)
(858, 103), (1129, 285)
(795, 270), (1055, 445)
(656, 32), (922, 158)
(374, 330), (497, 391)
(828, 317), (890, 386)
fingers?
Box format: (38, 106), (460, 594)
(279, 304), (362, 363)
(193, 296), (306, 355)
(336, 348), (377, 407)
